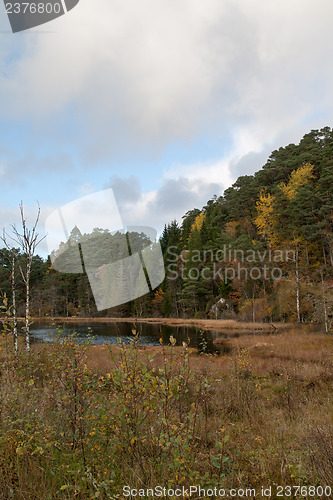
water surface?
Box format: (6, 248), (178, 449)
(30, 320), (220, 353)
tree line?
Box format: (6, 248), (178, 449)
(0, 127), (332, 330)
(159, 127), (333, 328)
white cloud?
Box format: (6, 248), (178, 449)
(106, 155), (236, 233)
(1, 0), (333, 243)
(1, 0), (333, 162)
(77, 183), (97, 197)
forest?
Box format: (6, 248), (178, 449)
(0, 127), (332, 328)
(0, 129), (332, 498)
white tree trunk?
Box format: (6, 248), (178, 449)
(2, 204), (44, 356)
(11, 256), (18, 355)
(295, 245), (301, 323)
(25, 260), (31, 352)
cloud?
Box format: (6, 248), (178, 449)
(1, 0), (333, 166)
(0, 136), (75, 187)
(146, 176), (221, 221)
(1, 0), (333, 247)
(107, 156), (234, 233)
(110, 175), (142, 206)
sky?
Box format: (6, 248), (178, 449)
(1, 0), (333, 255)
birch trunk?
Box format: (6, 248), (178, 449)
(7, 203), (44, 354)
(11, 255), (18, 355)
(25, 260), (31, 352)
(295, 244), (301, 323)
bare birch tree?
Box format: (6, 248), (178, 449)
(3, 203), (45, 352)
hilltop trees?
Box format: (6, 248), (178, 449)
(160, 128), (333, 327)
(254, 164), (317, 322)
(0, 128), (332, 328)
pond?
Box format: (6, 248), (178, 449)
(29, 320), (222, 353)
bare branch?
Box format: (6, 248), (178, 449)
(2, 202), (45, 353)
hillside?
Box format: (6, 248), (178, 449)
(0, 127), (332, 327)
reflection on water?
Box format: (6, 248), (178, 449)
(30, 321), (220, 353)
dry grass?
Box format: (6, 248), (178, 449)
(52, 328), (332, 381)
(0, 328), (332, 499)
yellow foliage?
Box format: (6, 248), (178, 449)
(152, 287), (165, 307)
(239, 297), (272, 322)
(255, 164), (314, 245)
(279, 163), (314, 200)
(254, 190), (278, 244)
(190, 212), (205, 233)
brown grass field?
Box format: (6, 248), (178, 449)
(0, 326), (332, 499)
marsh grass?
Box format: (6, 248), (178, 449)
(0, 322), (332, 499)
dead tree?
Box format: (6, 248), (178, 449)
(3, 203), (45, 352)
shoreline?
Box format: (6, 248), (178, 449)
(25, 316), (301, 334)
